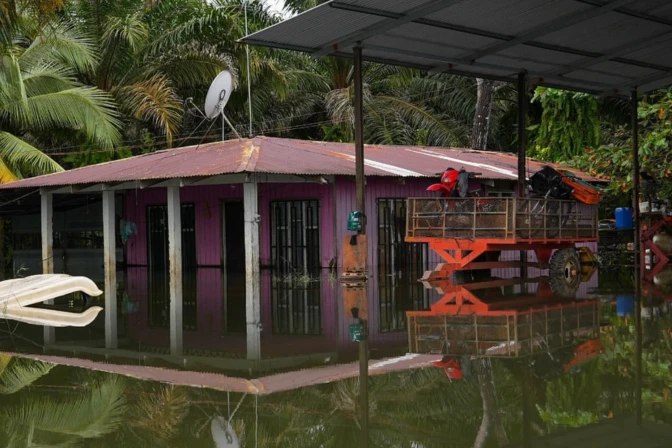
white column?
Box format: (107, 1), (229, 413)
(40, 190), (55, 345)
(102, 190), (117, 349)
(167, 186), (183, 355)
(244, 180), (261, 360)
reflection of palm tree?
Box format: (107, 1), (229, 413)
(131, 385), (190, 441)
(243, 366), (521, 448)
(0, 354), (53, 394)
(0, 356), (128, 447)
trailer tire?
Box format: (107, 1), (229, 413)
(549, 248), (581, 297)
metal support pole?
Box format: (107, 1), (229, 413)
(222, 114), (226, 141)
(40, 190), (55, 346)
(244, 180), (261, 360)
(102, 190), (117, 349)
(353, 43), (368, 448)
(517, 71), (528, 197)
(517, 71), (528, 277)
(167, 186), (183, 356)
(354, 44), (366, 227)
(632, 89), (642, 425)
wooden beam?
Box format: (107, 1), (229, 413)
(167, 186), (183, 356)
(40, 190), (55, 345)
(102, 190), (117, 349)
(244, 180), (261, 360)
(34, 174), (334, 195)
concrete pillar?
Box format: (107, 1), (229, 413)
(40, 190), (55, 345)
(102, 190), (117, 349)
(244, 180), (261, 360)
(167, 186), (183, 355)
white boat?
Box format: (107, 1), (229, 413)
(0, 274), (103, 327)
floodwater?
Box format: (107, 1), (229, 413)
(0, 264), (670, 447)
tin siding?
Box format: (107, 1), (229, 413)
(333, 176), (442, 268)
(126, 183), (334, 268)
(258, 182), (335, 268)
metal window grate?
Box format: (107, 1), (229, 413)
(271, 280), (322, 335)
(270, 200), (320, 274)
(147, 271), (197, 331)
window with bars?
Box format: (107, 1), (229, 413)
(377, 198), (430, 332)
(272, 281), (322, 335)
(270, 200), (320, 274)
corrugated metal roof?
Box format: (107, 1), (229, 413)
(0, 137), (603, 190)
(241, 0), (672, 95)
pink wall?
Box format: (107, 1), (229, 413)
(125, 183), (334, 268)
(333, 176), (443, 268)
(125, 176), (446, 269)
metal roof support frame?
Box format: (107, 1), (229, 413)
(352, 42), (369, 448)
(518, 71), (528, 279)
(517, 71), (528, 197)
(458, 0), (636, 64)
(354, 44), (366, 230)
(312, 0), (462, 58)
(631, 88), (643, 426)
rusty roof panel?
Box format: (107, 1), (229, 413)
(0, 137), (603, 190)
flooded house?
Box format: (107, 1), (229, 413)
(0, 137), (601, 365)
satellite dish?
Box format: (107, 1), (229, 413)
(211, 416), (241, 448)
(205, 70), (233, 119)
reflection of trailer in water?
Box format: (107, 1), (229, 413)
(406, 277), (600, 358)
(405, 197), (599, 290)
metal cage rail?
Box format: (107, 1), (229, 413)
(406, 197), (598, 242)
(407, 300), (599, 357)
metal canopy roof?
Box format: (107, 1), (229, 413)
(242, 0), (672, 95)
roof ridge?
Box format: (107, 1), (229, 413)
(236, 139), (261, 172)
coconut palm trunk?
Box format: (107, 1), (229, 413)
(472, 359), (509, 448)
(471, 79), (503, 150)
(471, 77), (509, 448)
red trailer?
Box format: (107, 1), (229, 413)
(405, 197), (599, 292)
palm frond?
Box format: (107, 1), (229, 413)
(21, 64), (76, 97)
(0, 354), (12, 377)
(0, 132), (63, 178)
(0, 54), (30, 125)
(0, 358), (54, 394)
(0, 157), (19, 183)
(153, 51), (230, 88)
(19, 21), (98, 73)
(101, 12), (148, 53)
(131, 385), (189, 439)
(117, 75), (182, 143)
(22, 88), (121, 148)
(9, 376), (127, 438)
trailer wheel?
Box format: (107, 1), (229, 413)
(549, 249), (581, 297)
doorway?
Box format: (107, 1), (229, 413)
(146, 203), (197, 270)
(222, 201), (245, 272)
(221, 201), (245, 333)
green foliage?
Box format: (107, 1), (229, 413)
(529, 87), (600, 162)
(0, 20), (121, 180)
(570, 89), (672, 203)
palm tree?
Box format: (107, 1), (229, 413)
(0, 16), (121, 181)
(66, 0), (234, 145)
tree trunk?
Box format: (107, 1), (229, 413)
(473, 359), (509, 448)
(471, 79), (503, 150)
